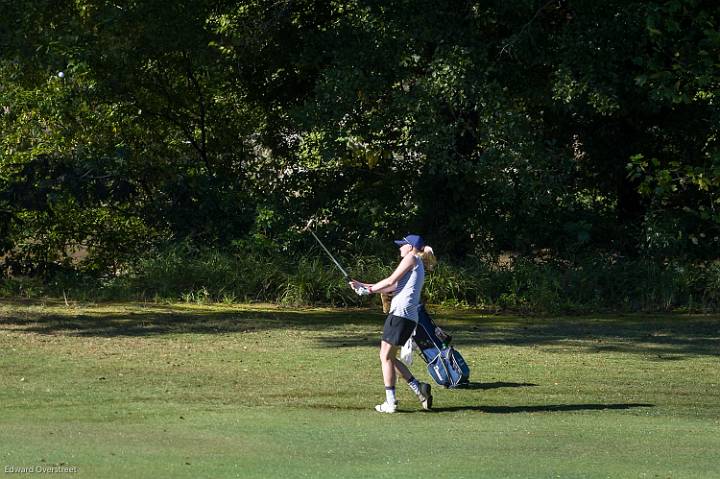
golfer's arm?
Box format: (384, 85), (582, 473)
(370, 256), (414, 293)
(371, 283), (397, 294)
(353, 280), (395, 293)
(370, 278), (397, 293)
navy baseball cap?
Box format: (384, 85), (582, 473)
(394, 234), (425, 249)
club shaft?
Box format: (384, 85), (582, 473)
(308, 230), (350, 279)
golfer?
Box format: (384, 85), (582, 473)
(350, 234), (433, 413)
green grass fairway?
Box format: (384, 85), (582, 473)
(1, 300), (719, 478)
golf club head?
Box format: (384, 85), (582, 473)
(302, 216), (331, 232)
(302, 218), (315, 232)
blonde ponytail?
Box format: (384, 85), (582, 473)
(417, 245), (437, 272)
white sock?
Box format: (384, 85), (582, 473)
(407, 378), (421, 395)
(385, 387), (396, 404)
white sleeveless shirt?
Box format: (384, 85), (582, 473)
(389, 255), (425, 322)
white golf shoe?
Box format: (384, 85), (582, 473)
(374, 401), (398, 413)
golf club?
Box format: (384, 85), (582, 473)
(303, 219), (369, 295)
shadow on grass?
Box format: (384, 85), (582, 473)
(306, 402), (655, 414)
(431, 403), (655, 414)
(461, 382), (538, 390)
(317, 312), (720, 357)
(0, 299), (718, 357)
(0, 300), (382, 337)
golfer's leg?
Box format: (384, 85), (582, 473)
(379, 341), (397, 388)
(394, 356), (425, 401)
(392, 357), (413, 382)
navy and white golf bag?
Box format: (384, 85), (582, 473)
(413, 305), (470, 388)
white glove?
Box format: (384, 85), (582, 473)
(354, 285), (371, 296)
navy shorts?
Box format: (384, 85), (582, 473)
(382, 314), (417, 346)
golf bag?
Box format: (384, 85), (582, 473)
(413, 305), (470, 388)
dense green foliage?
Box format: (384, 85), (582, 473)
(1, 1), (718, 308)
(3, 244), (718, 313)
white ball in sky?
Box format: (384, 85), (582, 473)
(58, 71), (65, 78)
